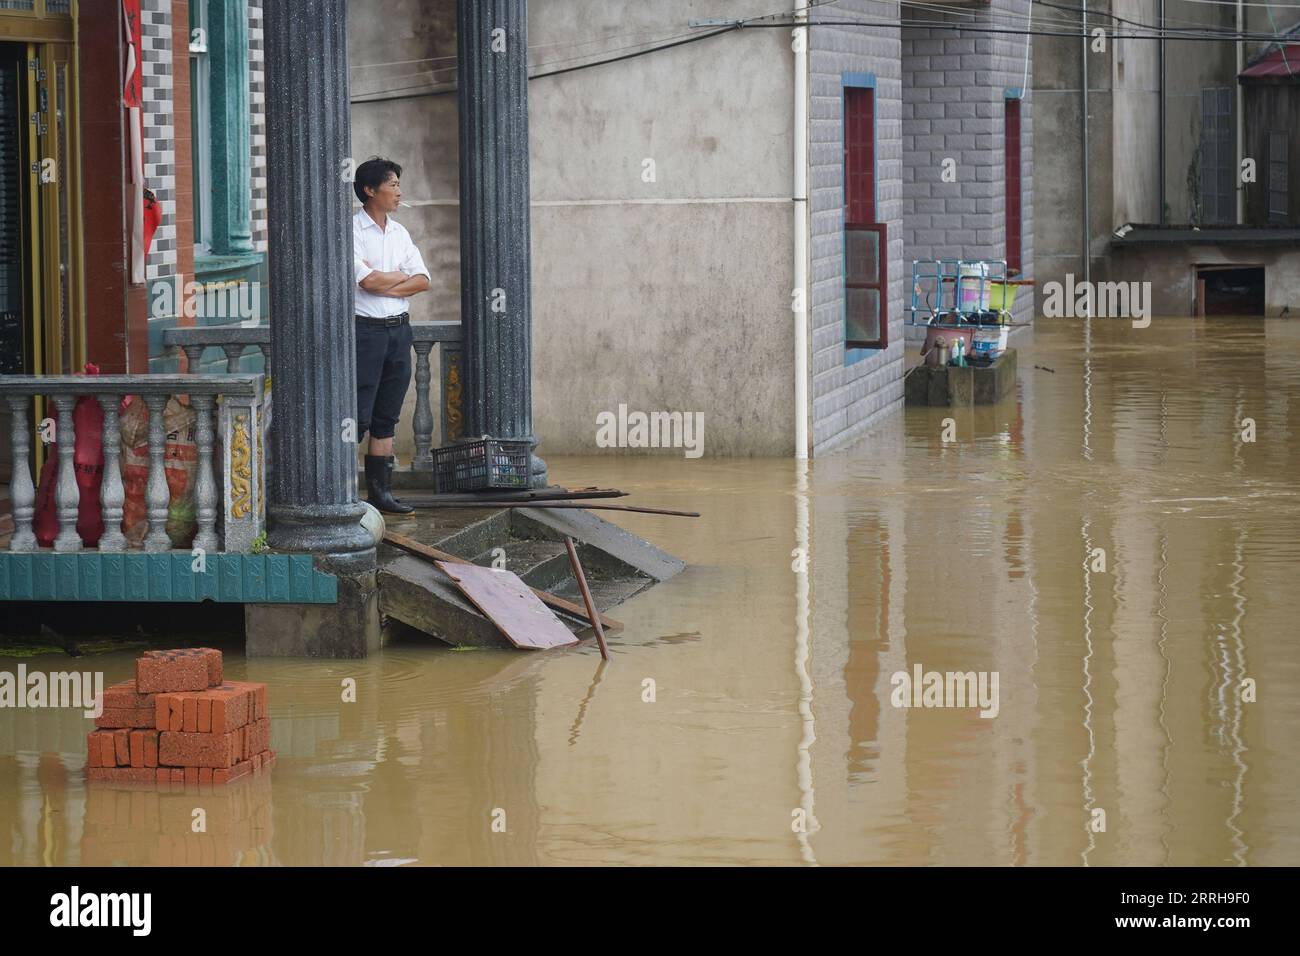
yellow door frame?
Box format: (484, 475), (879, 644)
(2, 2), (81, 474)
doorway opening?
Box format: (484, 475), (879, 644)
(1195, 265), (1265, 316)
(0, 35), (81, 488)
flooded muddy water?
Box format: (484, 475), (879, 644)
(3, 317), (1299, 866)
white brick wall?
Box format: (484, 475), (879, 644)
(809, 0), (907, 455)
(249, 0), (268, 253)
(141, 0), (177, 282)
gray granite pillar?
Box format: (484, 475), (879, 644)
(263, 0), (373, 572)
(457, 0), (546, 487)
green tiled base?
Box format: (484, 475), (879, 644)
(0, 553), (337, 604)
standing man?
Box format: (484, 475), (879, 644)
(352, 157), (430, 514)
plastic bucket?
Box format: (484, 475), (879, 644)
(958, 263), (991, 312)
(987, 282), (1019, 312)
(971, 325), (1008, 361)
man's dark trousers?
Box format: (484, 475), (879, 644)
(355, 313), (413, 440)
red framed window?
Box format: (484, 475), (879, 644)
(845, 87), (876, 223)
(844, 85), (886, 349)
(1005, 97), (1022, 276)
(845, 223), (887, 349)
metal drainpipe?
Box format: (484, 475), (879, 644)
(1236, 0), (1245, 223)
(1081, 0), (1091, 291)
(794, 0), (810, 459)
(1159, 0), (1166, 224)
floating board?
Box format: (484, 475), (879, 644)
(435, 561), (579, 650)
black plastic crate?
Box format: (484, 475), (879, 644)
(433, 437), (531, 492)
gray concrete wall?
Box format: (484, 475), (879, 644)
(1110, 0), (1160, 227)
(349, 0), (798, 458)
(1111, 243), (1300, 316)
(901, 0), (1035, 327)
(1031, 4), (1112, 292)
(808, 0), (907, 455)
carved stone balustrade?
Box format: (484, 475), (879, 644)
(0, 374), (265, 554)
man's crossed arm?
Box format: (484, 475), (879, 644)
(359, 262), (430, 298)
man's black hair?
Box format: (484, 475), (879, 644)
(354, 157), (402, 205)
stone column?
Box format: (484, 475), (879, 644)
(263, 0), (373, 572)
(457, 0), (546, 486)
(208, 0), (255, 257)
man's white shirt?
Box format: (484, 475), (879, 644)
(353, 207), (431, 318)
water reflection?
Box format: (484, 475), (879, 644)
(1, 317), (1298, 865)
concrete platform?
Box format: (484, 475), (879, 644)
(905, 348), (1018, 407)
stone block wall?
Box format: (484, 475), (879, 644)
(902, 1), (1035, 327)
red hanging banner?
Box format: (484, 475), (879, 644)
(121, 0), (142, 109)
(122, 0), (147, 283)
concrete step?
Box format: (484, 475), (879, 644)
(374, 504), (683, 649)
(469, 538), (572, 591)
(552, 572), (654, 611)
(377, 548), (517, 649)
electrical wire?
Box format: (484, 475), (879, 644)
(352, 2), (1300, 105)
(352, 0), (818, 104)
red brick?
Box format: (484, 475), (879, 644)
(245, 718), (271, 760)
(86, 767), (157, 785)
(98, 733), (116, 768)
(87, 733), (102, 768)
(170, 768), (184, 784)
(144, 732), (158, 768)
(194, 647), (223, 686)
(197, 697), (211, 733)
(221, 680), (265, 719)
(129, 731), (145, 768)
(158, 728), (241, 768)
(169, 697), (184, 732)
(136, 651), (208, 694)
(184, 766), (199, 787)
(209, 683), (252, 732)
(155, 768), (169, 786)
(113, 729), (130, 766)
(155, 694), (170, 731)
(199, 767), (213, 785)
(212, 757), (255, 785)
(182, 697), (198, 733)
(94, 706), (156, 729)
(102, 679), (154, 710)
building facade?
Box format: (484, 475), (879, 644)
(1, 0), (1034, 468)
(1035, 1), (1300, 316)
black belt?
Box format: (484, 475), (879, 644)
(356, 312), (409, 327)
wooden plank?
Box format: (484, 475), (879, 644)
(436, 561), (579, 650)
(401, 487), (627, 504)
(382, 530), (624, 632)
(404, 501), (701, 518)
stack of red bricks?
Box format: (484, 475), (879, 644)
(86, 648), (275, 787)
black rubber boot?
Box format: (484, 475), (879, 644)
(364, 455), (413, 515)
(385, 456), (413, 513)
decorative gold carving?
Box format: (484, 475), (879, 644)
(256, 405), (265, 516)
(230, 414), (252, 518)
(446, 356), (464, 442)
